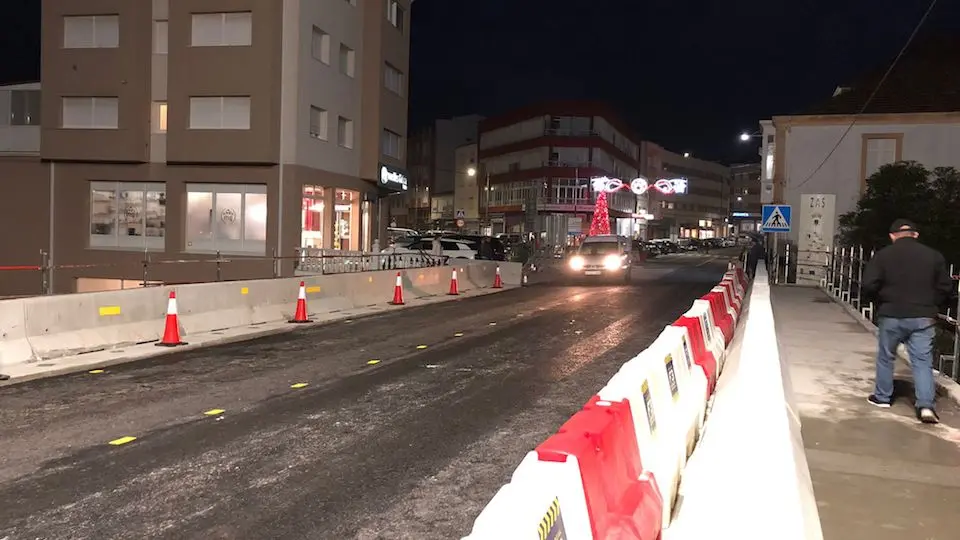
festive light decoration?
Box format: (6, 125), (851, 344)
(589, 191), (611, 236)
(590, 176), (689, 195)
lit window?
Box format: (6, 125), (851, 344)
(63, 15), (119, 49)
(89, 182), (166, 250)
(185, 183), (267, 254)
(191, 12), (252, 47)
(189, 96), (251, 130)
(153, 102), (168, 133)
(10, 90), (41, 126)
(62, 97), (119, 129)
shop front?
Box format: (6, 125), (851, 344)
(301, 186), (363, 251)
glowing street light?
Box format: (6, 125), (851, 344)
(683, 152), (691, 158)
(739, 132), (751, 142)
(467, 167), (477, 177)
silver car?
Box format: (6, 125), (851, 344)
(566, 235), (638, 283)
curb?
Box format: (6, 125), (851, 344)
(821, 287), (960, 406)
(0, 286), (516, 388)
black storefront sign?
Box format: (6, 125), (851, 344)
(378, 163), (409, 194)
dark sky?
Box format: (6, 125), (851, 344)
(3, 1), (957, 164)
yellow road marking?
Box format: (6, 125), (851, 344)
(416, 345), (428, 349)
(454, 332), (464, 337)
(204, 409), (225, 416)
(88, 369), (105, 374)
(290, 382), (309, 389)
(108, 436), (136, 446)
(240, 287), (249, 295)
(98, 306), (121, 317)
(367, 360), (381, 365)
(305, 286), (322, 294)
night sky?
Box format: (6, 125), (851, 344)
(2, 0), (957, 163)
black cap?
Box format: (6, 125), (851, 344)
(889, 219), (918, 233)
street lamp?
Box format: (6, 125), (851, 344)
(683, 152), (691, 158)
(467, 167), (477, 177)
(738, 131), (760, 142)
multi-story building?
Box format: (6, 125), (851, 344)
(396, 114), (483, 229)
(476, 101), (653, 245)
(0, 0), (411, 296)
(729, 163), (762, 233)
(643, 145), (731, 240)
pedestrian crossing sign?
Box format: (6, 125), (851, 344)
(761, 204), (791, 232)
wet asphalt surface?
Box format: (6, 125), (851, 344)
(0, 253), (731, 540)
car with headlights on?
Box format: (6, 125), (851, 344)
(566, 235), (639, 283)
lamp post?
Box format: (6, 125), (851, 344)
(467, 165), (490, 234)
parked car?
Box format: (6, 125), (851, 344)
(381, 238), (477, 259)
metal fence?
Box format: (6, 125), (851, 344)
(765, 243), (960, 383)
(294, 248), (447, 275)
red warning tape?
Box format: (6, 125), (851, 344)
(0, 265), (41, 271)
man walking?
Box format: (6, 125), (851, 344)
(861, 219), (953, 424)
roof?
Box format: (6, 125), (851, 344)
(798, 35), (960, 116)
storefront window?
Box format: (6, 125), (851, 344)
(185, 183), (267, 254)
(301, 185), (325, 248)
(334, 189), (359, 250)
(90, 181), (166, 250)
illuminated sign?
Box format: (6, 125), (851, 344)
(379, 163), (409, 192)
(591, 176), (688, 196)
(731, 212), (755, 218)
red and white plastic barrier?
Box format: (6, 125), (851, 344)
(463, 262), (753, 539)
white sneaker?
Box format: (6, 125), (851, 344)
(919, 408), (940, 425)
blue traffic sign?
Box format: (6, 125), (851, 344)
(761, 204), (792, 232)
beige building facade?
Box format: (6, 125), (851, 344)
(1, 0), (411, 296)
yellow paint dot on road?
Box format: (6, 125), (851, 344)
(204, 409), (225, 416)
(367, 360), (381, 365)
(416, 345), (428, 350)
(108, 436), (136, 446)
(454, 332), (464, 337)
(290, 382), (309, 389)
(88, 369), (105, 374)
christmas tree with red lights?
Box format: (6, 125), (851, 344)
(589, 191), (611, 235)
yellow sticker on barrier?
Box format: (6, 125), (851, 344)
(88, 369), (105, 374)
(367, 360), (381, 365)
(305, 286), (322, 294)
(290, 382), (309, 389)
(368, 276), (373, 283)
(416, 345), (428, 350)
(108, 436), (136, 446)
(240, 287), (249, 295)
(98, 306), (121, 317)
(418, 274), (424, 280)
(204, 409), (225, 416)
(537, 497), (566, 540)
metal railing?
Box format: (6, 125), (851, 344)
(765, 243), (960, 383)
(295, 248), (447, 275)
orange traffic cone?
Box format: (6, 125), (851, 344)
(156, 291), (186, 347)
(289, 281), (311, 323)
(493, 266), (504, 289)
(448, 268), (460, 295)
(390, 272), (405, 305)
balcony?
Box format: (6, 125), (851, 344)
(0, 125), (40, 155)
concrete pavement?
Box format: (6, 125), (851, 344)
(772, 286), (960, 540)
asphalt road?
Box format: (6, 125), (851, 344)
(0, 254), (731, 540)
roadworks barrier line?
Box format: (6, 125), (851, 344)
(462, 264), (822, 539)
(0, 261), (522, 369)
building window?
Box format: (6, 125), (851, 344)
(339, 44), (355, 78)
(62, 97), (119, 129)
(384, 63), (404, 96)
(309, 106), (328, 140)
(63, 15), (120, 49)
(338, 116), (353, 148)
(90, 182), (166, 250)
(185, 183), (267, 254)
(311, 26), (330, 64)
(189, 96), (251, 130)
(381, 129), (402, 159)
(153, 102), (167, 133)
(10, 90), (41, 126)
(862, 134), (902, 187)
(386, 0), (405, 32)
(190, 12), (252, 47)
(154, 20), (168, 54)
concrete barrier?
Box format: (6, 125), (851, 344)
(0, 261), (521, 369)
(667, 265), (823, 539)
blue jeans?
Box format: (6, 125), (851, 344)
(874, 317), (937, 409)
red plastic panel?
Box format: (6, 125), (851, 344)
(673, 317), (717, 395)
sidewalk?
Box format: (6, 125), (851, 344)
(772, 286), (960, 540)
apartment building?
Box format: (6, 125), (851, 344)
(644, 144), (731, 240)
(729, 163), (762, 233)
(0, 0), (411, 296)
(477, 101), (659, 245)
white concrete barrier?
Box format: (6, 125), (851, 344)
(0, 261), (521, 369)
(667, 266), (824, 540)
(684, 301), (726, 372)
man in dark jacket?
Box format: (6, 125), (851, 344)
(745, 239), (764, 279)
(860, 219), (954, 424)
